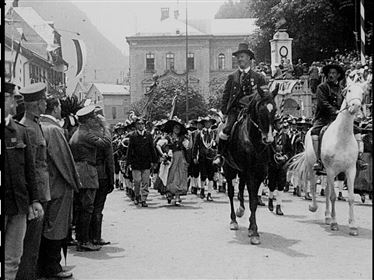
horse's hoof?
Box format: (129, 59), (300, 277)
(330, 223), (339, 231)
(235, 206), (245, 218)
(250, 236), (261, 245)
(349, 228), (359, 236)
(309, 205), (318, 212)
(325, 217), (332, 225)
(230, 221), (239, 230)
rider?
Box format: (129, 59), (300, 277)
(311, 64), (368, 172)
(213, 41), (267, 166)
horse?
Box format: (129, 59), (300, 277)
(222, 87), (278, 245)
(289, 79), (369, 236)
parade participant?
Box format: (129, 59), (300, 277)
(16, 83), (50, 280)
(308, 62), (320, 94)
(311, 64), (368, 172)
(126, 117), (158, 207)
(89, 107), (114, 246)
(163, 118), (190, 205)
(4, 82), (42, 280)
(193, 116), (217, 201)
(13, 91), (25, 122)
(38, 96), (80, 279)
(214, 41), (267, 166)
(268, 115), (292, 215)
(69, 105), (112, 251)
(190, 117), (204, 194)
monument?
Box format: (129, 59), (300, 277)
(269, 29), (293, 68)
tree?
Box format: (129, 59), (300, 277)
(215, 0), (255, 19)
(130, 78), (208, 122)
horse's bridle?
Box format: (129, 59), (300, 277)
(337, 86), (363, 114)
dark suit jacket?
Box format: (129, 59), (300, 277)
(221, 69), (266, 115)
(4, 118), (39, 215)
(126, 130), (157, 170)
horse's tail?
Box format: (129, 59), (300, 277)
(287, 151), (305, 172)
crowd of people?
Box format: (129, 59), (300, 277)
(4, 43), (372, 280)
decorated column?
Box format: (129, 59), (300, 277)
(269, 29), (293, 70)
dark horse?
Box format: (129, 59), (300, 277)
(222, 88), (277, 245)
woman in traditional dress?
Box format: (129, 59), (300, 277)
(163, 118), (189, 205)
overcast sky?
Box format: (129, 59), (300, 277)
(72, 0), (227, 54)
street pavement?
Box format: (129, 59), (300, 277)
(65, 186), (372, 280)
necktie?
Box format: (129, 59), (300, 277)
(240, 71), (245, 86)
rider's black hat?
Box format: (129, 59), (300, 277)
(322, 64), (345, 80)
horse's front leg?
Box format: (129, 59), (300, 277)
(227, 176), (239, 230)
(236, 176), (245, 218)
(247, 177), (260, 245)
(324, 172), (333, 225)
(346, 167), (358, 236)
(329, 174), (339, 231)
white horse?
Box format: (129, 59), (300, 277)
(289, 79), (368, 236)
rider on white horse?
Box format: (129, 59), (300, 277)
(310, 64), (368, 173)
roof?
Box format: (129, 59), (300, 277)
(129, 17), (258, 38)
(132, 17), (206, 37)
(13, 7), (55, 45)
(91, 83), (130, 95)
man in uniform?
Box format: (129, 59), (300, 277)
(311, 64), (367, 172)
(16, 83), (50, 280)
(89, 107), (114, 246)
(69, 105), (112, 251)
(38, 96), (81, 279)
(214, 41), (267, 166)
(4, 82), (43, 280)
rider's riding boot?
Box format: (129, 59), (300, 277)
(213, 134), (229, 167)
(357, 153), (368, 171)
(312, 137), (323, 171)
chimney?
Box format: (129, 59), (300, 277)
(13, 0), (19, 7)
(174, 10), (179, 19)
(161, 8), (169, 21)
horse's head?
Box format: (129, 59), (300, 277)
(343, 78), (368, 115)
(249, 84), (278, 145)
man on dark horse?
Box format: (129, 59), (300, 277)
(213, 42), (267, 166)
(311, 64), (367, 173)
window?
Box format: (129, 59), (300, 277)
(112, 107), (117, 119)
(218, 53), (225, 70)
(166, 53), (175, 70)
(232, 55), (238, 69)
(187, 53), (194, 70)
(146, 53), (155, 71)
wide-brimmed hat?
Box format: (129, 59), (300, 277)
(322, 64), (345, 80)
(232, 42), (255, 59)
(163, 117), (187, 135)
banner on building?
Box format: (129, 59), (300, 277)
(72, 39), (87, 78)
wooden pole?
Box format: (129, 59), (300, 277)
(185, 0), (189, 123)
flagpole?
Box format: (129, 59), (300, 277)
(185, 0), (189, 123)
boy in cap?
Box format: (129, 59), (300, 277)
(4, 82), (43, 280)
(16, 82), (50, 280)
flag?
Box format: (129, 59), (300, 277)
(72, 39), (87, 78)
(169, 95), (177, 120)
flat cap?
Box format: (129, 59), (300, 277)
(76, 104), (97, 118)
(19, 82), (47, 102)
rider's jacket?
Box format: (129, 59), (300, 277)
(314, 81), (343, 123)
(221, 69), (266, 115)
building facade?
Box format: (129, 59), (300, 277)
(126, 12), (259, 103)
(5, 6), (68, 95)
(85, 83), (131, 127)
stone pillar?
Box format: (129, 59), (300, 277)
(269, 29), (293, 69)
